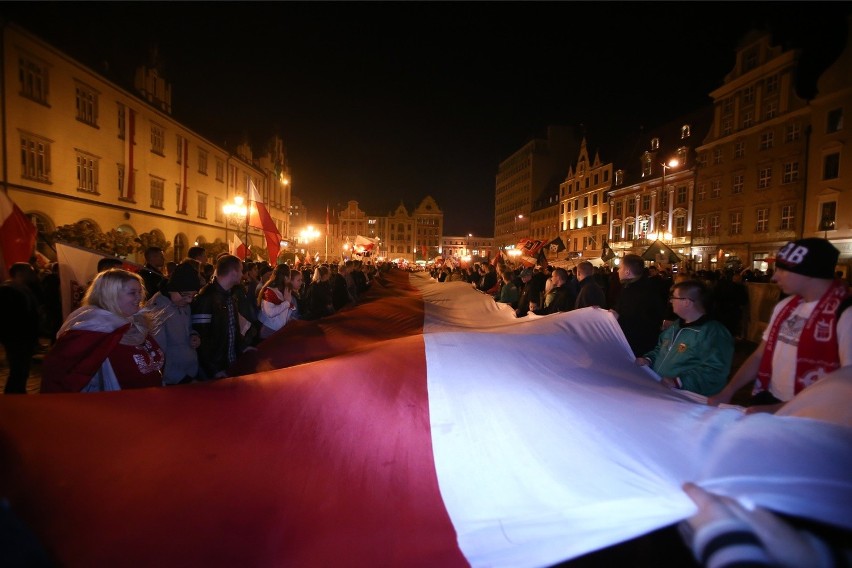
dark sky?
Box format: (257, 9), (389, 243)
(2, 2), (850, 235)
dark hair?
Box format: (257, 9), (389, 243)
(187, 246), (206, 261)
(8, 262), (34, 278)
(671, 279), (708, 310)
(216, 254), (242, 277)
(144, 246), (164, 261)
(621, 254), (645, 276)
(97, 257), (124, 272)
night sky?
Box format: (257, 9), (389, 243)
(2, 2), (850, 236)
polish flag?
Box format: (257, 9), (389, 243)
(229, 233), (248, 260)
(248, 180), (282, 264)
(122, 107), (136, 201)
(0, 272), (849, 566)
(0, 191), (36, 279)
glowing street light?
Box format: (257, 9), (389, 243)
(223, 195), (249, 260)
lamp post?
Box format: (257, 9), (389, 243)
(300, 225), (320, 264)
(467, 233), (472, 257)
(223, 196), (249, 260)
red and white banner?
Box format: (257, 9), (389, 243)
(248, 181), (282, 263)
(122, 107), (136, 201)
(55, 242), (140, 320)
(0, 191), (36, 278)
(0, 271), (850, 566)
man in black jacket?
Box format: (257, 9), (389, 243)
(533, 268), (576, 315)
(515, 268), (543, 317)
(611, 254), (665, 356)
(575, 261), (607, 309)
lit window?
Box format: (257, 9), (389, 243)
(711, 179), (721, 198)
(730, 211), (742, 235)
(756, 207), (769, 232)
(198, 193), (207, 219)
(198, 149), (208, 175)
(697, 183), (706, 201)
(677, 186), (687, 203)
(150, 123), (165, 155)
(780, 205), (795, 230)
(681, 125), (691, 138)
(732, 174), (744, 194)
(713, 148), (722, 165)
(759, 131), (774, 150)
(783, 161), (799, 184)
(764, 100), (777, 120)
(695, 216), (705, 237)
(651, 137), (660, 150)
(150, 176), (165, 208)
(743, 111), (754, 129)
(708, 214), (720, 237)
(216, 159), (224, 181)
(758, 166), (772, 189)
(734, 140), (745, 158)
(785, 123), (800, 142)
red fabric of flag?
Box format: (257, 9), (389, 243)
(248, 182), (282, 263)
(0, 191), (36, 275)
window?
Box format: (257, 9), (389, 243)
(785, 123), (800, 142)
(593, 173), (599, 185)
(590, 214), (596, 226)
(117, 104), (126, 139)
(641, 195), (650, 211)
(626, 222), (634, 240)
(743, 49), (758, 72)
(117, 164), (125, 197)
(759, 131), (774, 150)
(827, 108), (843, 133)
(642, 155), (652, 177)
(583, 196), (589, 208)
(758, 167), (772, 189)
(674, 216), (686, 237)
(734, 140), (745, 159)
(615, 170), (623, 185)
(75, 83), (98, 126)
(730, 211), (742, 235)
(742, 110), (754, 129)
(603, 170), (609, 182)
(602, 212), (608, 225)
(18, 54), (49, 104)
(628, 199), (635, 214)
(823, 153), (840, 179)
(742, 85), (755, 103)
(765, 75), (778, 93)
(75, 151), (98, 193)
(780, 205), (795, 230)
(708, 214), (720, 237)
(150, 123), (165, 155)
(697, 183), (706, 201)
(783, 161), (799, 184)
(820, 202), (837, 231)
(198, 149), (208, 175)
(732, 174), (744, 194)
(722, 118), (732, 136)
(615, 201), (623, 216)
(697, 152), (708, 167)
(713, 148), (722, 165)
(651, 137), (660, 150)
(150, 177), (165, 208)
(216, 159), (224, 181)
(20, 133), (51, 182)
(592, 193), (598, 206)
(176, 135), (183, 164)
(677, 186), (687, 204)
(695, 216), (706, 237)
(723, 99), (733, 115)
(215, 197), (223, 222)
(711, 179), (721, 198)
(681, 124), (691, 138)
(764, 100), (777, 120)
(755, 207), (770, 232)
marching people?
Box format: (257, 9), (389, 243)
(636, 280), (734, 395)
(41, 269), (165, 392)
(0, 263), (42, 394)
(191, 254), (252, 379)
(709, 238), (850, 414)
(147, 260), (201, 385)
(256, 264), (297, 340)
(611, 254), (666, 357)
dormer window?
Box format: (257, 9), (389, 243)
(642, 154), (652, 178)
(651, 137), (660, 151)
(615, 170), (624, 186)
(681, 125), (691, 139)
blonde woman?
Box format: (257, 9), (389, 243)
(41, 269), (165, 392)
(256, 264), (296, 339)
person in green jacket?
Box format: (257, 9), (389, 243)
(636, 279), (734, 396)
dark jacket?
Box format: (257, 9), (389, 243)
(191, 280), (246, 378)
(138, 264), (166, 300)
(614, 275), (666, 357)
(575, 277), (607, 309)
(306, 281), (334, 320)
(533, 285), (576, 315)
(515, 277), (543, 317)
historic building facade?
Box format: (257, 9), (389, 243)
(4, 23), (292, 264)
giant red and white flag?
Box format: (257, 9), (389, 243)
(0, 271), (850, 566)
(55, 242), (141, 319)
(0, 191), (36, 278)
(229, 233), (248, 260)
(248, 180), (282, 263)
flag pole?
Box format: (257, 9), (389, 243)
(244, 186), (250, 261)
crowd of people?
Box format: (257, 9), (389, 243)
(0, 246), (377, 393)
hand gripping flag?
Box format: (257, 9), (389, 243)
(248, 181), (283, 263)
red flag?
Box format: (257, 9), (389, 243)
(178, 136), (189, 213)
(0, 191), (36, 277)
(248, 181), (282, 263)
(122, 107), (135, 200)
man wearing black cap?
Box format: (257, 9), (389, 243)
(709, 238), (850, 414)
(147, 260), (202, 385)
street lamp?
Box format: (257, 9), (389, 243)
(467, 233), (472, 257)
(300, 225), (320, 262)
(513, 214), (524, 245)
(223, 196), (249, 260)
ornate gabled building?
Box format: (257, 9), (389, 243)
(494, 125), (578, 248)
(4, 22), (291, 264)
(560, 137), (614, 263)
(607, 110), (711, 268)
(413, 196), (443, 261)
(693, 31), (810, 272)
(803, 16), (852, 269)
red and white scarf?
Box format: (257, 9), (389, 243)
(756, 280), (849, 395)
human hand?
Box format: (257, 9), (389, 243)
(635, 357), (650, 366)
(744, 403), (783, 415)
(660, 376), (678, 389)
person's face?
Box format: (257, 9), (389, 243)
(770, 267), (807, 296)
(151, 251), (165, 268)
(219, 267), (243, 290)
(618, 263), (631, 281)
(118, 280), (144, 316)
(291, 274), (302, 289)
(669, 289), (694, 319)
(169, 290), (196, 308)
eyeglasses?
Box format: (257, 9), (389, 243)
(669, 296), (692, 302)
